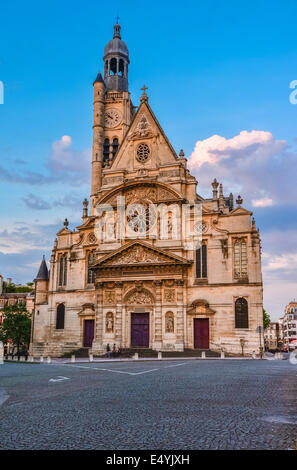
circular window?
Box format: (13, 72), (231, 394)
(136, 143), (150, 163)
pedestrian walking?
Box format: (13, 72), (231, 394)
(106, 343), (111, 358)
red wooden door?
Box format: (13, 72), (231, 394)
(194, 319), (209, 349)
(131, 313), (149, 347)
(83, 320), (94, 348)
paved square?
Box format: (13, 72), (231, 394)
(0, 360), (297, 449)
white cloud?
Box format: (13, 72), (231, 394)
(47, 135), (91, 178)
(252, 198), (274, 208)
(187, 130), (297, 207)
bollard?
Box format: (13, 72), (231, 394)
(71, 354), (75, 363)
(40, 356), (44, 363)
(20, 356), (25, 362)
(89, 354), (93, 363)
(0, 341), (4, 365)
(201, 351), (206, 359)
(252, 351), (256, 359)
(220, 351), (225, 359)
(29, 356), (34, 363)
(13, 356), (18, 361)
(158, 351), (162, 360)
(133, 352), (139, 360)
(47, 356), (51, 364)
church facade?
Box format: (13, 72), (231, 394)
(31, 21), (263, 357)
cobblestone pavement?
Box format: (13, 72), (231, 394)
(0, 360), (296, 450)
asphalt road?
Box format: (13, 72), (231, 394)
(0, 359), (296, 450)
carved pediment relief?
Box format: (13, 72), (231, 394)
(187, 299), (216, 315)
(125, 289), (154, 305)
(92, 241), (191, 269)
(127, 114), (158, 141)
(97, 182), (184, 207)
(78, 303), (95, 316)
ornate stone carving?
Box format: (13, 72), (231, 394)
(128, 114), (157, 141)
(105, 245), (167, 266)
(126, 290), (153, 305)
(88, 233), (97, 245)
(165, 312), (174, 333)
(220, 239), (228, 259)
(104, 290), (115, 304)
(164, 289), (175, 302)
(105, 312), (114, 333)
(125, 186), (157, 204)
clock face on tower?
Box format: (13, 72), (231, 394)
(104, 109), (122, 128)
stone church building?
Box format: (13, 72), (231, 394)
(31, 21), (263, 357)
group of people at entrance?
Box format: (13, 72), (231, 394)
(106, 343), (121, 358)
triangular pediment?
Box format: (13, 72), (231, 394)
(230, 207), (253, 216)
(110, 101), (179, 171)
(56, 227), (71, 236)
(92, 240), (192, 269)
(187, 299), (216, 315)
(76, 216), (96, 231)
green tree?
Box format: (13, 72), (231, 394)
(3, 281), (33, 293)
(263, 308), (271, 330)
(0, 304), (31, 353)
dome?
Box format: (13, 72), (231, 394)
(103, 21), (129, 61)
(104, 37), (129, 60)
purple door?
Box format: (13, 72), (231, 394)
(194, 319), (209, 349)
(131, 313), (149, 347)
(83, 320), (94, 348)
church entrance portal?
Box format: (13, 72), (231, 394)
(194, 318), (209, 349)
(131, 313), (149, 347)
(83, 320), (94, 348)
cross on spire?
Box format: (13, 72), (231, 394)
(140, 85), (149, 103)
(116, 15), (120, 24)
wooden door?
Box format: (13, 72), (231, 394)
(83, 320), (95, 348)
(194, 318), (209, 349)
(131, 313), (149, 347)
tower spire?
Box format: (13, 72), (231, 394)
(103, 20), (129, 92)
(113, 18), (121, 39)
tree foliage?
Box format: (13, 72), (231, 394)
(3, 282), (33, 293)
(263, 308), (271, 330)
(0, 304), (31, 351)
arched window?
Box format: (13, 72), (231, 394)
(110, 57), (117, 75)
(234, 239), (247, 278)
(112, 138), (119, 158)
(87, 252), (96, 284)
(58, 254), (67, 287)
(56, 303), (65, 329)
(119, 59), (124, 76)
(235, 298), (248, 329)
(196, 244), (207, 278)
(103, 138), (110, 167)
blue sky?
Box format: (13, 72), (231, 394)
(0, 0), (297, 319)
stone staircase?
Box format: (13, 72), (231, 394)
(62, 347), (90, 358)
(95, 348), (221, 359)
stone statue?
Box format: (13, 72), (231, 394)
(106, 313), (114, 333)
(166, 314), (174, 333)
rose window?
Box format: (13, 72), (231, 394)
(136, 143), (150, 163)
(126, 203), (156, 234)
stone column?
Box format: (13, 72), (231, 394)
(175, 279), (185, 351)
(115, 282), (123, 346)
(152, 280), (162, 351)
(92, 282), (104, 355)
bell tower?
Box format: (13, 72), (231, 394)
(90, 20), (134, 212)
(103, 19), (129, 92)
